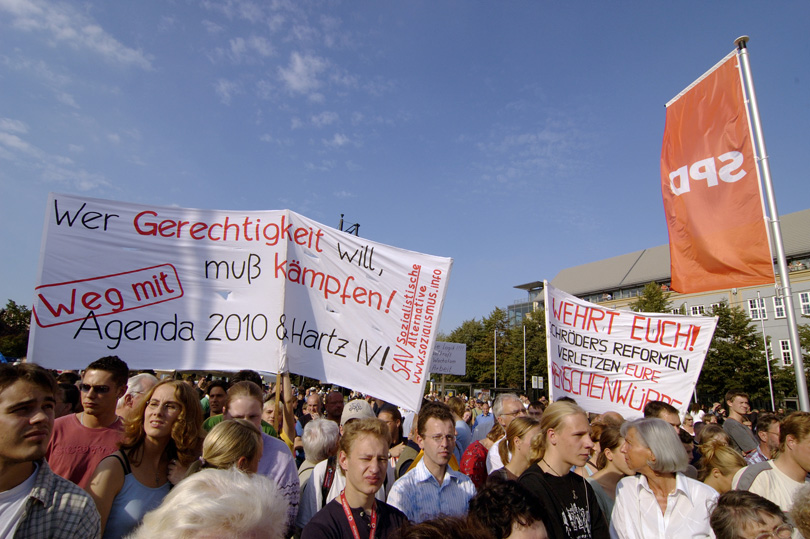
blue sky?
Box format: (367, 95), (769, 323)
(2, 0), (808, 334)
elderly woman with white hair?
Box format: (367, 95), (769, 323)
(610, 417), (719, 539)
(298, 418), (340, 487)
(130, 467), (289, 539)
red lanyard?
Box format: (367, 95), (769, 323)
(340, 490), (377, 539)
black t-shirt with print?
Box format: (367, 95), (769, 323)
(519, 465), (609, 539)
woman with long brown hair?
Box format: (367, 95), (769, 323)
(87, 379), (203, 538)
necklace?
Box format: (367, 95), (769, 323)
(541, 459), (576, 500)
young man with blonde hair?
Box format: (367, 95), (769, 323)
(302, 417), (407, 538)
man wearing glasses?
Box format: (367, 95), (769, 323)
(746, 414), (781, 465)
(486, 393), (527, 473)
(46, 355), (129, 489)
(387, 402), (475, 523)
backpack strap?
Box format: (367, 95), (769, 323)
(321, 455), (337, 503)
(735, 460), (772, 491)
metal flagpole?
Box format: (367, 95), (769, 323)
(523, 325), (527, 393)
(757, 290), (777, 411)
(494, 329), (497, 388)
(736, 36), (809, 412)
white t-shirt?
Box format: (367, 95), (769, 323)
(732, 460), (810, 511)
(0, 463), (39, 538)
(486, 436), (506, 473)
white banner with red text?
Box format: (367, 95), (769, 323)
(29, 193), (453, 411)
(544, 283), (717, 417)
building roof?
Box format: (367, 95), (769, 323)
(550, 208), (810, 296)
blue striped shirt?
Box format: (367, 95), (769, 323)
(386, 458), (476, 523)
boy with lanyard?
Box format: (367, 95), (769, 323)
(302, 417), (407, 539)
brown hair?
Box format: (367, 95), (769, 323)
(780, 411), (810, 453)
(416, 402), (454, 437)
(447, 397), (465, 418)
(710, 490), (786, 539)
(0, 363), (57, 395)
(121, 380), (203, 467)
(595, 424), (624, 470)
(227, 381), (263, 407)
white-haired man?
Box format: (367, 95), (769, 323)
(115, 373), (158, 422)
(486, 393), (527, 473)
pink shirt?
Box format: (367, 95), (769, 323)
(46, 413), (124, 489)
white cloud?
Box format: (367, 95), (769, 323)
(107, 133), (121, 144)
(56, 91), (78, 108)
(214, 78), (242, 105)
(202, 20), (224, 34)
(323, 133), (349, 148)
(0, 118), (28, 134)
(0, 0), (153, 69)
(311, 111), (338, 127)
(290, 117), (303, 129)
(333, 190), (355, 199)
(67, 143), (83, 152)
(278, 51), (327, 94)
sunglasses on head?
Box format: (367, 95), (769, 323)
(79, 383), (112, 394)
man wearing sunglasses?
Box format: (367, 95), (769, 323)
(46, 355), (129, 489)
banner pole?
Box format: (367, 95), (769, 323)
(757, 291), (777, 411)
(523, 325), (527, 394)
(736, 36), (809, 411)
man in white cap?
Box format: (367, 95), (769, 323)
(296, 399), (393, 531)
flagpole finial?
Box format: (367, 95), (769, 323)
(735, 36), (750, 50)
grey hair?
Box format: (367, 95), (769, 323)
(493, 393), (520, 419)
(131, 467), (288, 539)
(117, 373), (159, 408)
(302, 418), (340, 463)
(621, 417), (687, 473)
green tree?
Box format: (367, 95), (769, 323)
(629, 282), (673, 313)
(0, 300), (31, 358)
(696, 302), (769, 404)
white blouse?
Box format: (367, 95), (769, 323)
(609, 472), (718, 539)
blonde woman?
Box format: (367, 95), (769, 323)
(489, 416), (541, 481)
(698, 440), (746, 493)
(518, 401), (609, 538)
(186, 418), (263, 476)
(222, 381), (299, 533)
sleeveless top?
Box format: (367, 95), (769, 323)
(102, 451), (171, 539)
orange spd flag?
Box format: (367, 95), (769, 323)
(661, 51), (774, 294)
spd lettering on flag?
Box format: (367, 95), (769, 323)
(661, 51), (773, 293)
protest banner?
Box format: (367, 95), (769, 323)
(544, 283), (717, 416)
(661, 50), (773, 293)
(429, 341), (466, 376)
(29, 193), (453, 411)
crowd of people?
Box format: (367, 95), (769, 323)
(4, 355), (810, 538)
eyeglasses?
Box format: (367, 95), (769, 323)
(501, 409), (527, 417)
(427, 434), (456, 444)
(147, 400), (181, 413)
(750, 523), (793, 539)
(79, 384), (111, 394)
